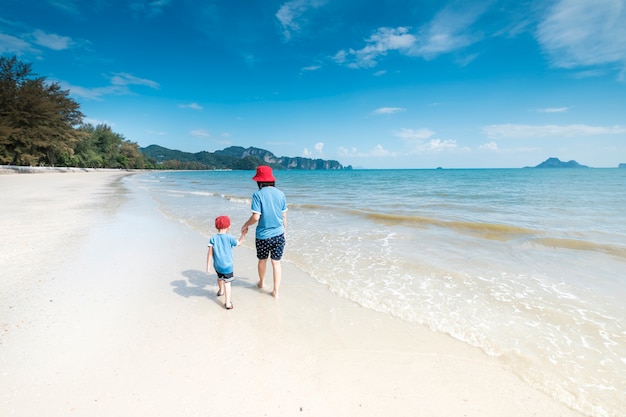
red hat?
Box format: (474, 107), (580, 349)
(215, 215), (230, 229)
(252, 165), (275, 182)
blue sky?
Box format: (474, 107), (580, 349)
(1, 0), (625, 168)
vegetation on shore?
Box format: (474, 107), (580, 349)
(0, 56), (149, 169)
(0, 56), (346, 171)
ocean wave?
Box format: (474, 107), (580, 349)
(221, 194), (250, 204)
(534, 238), (626, 259)
(361, 211), (537, 241)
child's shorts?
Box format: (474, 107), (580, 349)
(217, 272), (234, 283)
(256, 234), (286, 261)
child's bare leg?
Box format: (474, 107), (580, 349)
(224, 282), (232, 309)
(271, 259), (282, 298)
(257, 259), (268, 288)
(217, 279), (225, 296)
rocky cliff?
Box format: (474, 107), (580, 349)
(219, 146), (345, 170)
(141, 145), (349, 170)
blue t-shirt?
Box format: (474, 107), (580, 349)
(251, 186), (287, 239)
(208, 233), (239, 274)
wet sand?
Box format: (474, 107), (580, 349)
(0, 171), (585, 417)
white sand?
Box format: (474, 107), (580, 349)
(0, 171), (586, 417)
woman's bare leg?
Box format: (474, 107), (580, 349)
(271, 259), (282, 298)
(257, 258), (268, 289)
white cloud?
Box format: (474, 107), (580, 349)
(423, 139), (457, 152)
(110, 72), (160, 89)
(370, 144), (394, 157)
(179, 103), (203, 110)
(0, 33), (36, 55)
(372, 107), (406, 115)
(455, 52), (479, 67)
(336, 145), (395, 158)
(276, 0), (327, 40)
(60, 83), (118, 100)
(337, 146), (357, 157)
(333, 5), (487, 68)
(479, 141), (499, 151)
(407, 5), (484, 59)
(483, 124), (626, 139)
(538, 106), (569, 113)
(392, 128), (458, 154)
(83, 117), (114, 127)
(332, 49), (347, 64)
(302, 65), (321, 71)
(303, 143), (323, 157)
(394, 128), (435, 140)
(0, 29), (76, 55)
(31, 29), (73, 50)
(61, 72), (159, 100)
(334, 27), (416, 68)
(190, 129), (211, 138)
(276, 0), (306, 39)
(536, 0), (626, 73)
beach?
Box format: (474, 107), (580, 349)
(0, 171), (588, 417)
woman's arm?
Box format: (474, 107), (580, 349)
(241, 213), (260, 235)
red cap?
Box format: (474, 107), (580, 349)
(252, 165), (275, 182)
(215, 215), (230, 229)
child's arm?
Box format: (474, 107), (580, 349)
(237, 233), (245, 246)
(241, 213), (260, 236)
(206, 246), (213, 273)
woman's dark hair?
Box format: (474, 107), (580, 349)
(257, 181), (275, 189)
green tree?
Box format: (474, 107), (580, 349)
(73, 125), (103, 168)
(75, 123), (147, 169)
(118, 140), (146, 169)
(0, 56), (84, 166)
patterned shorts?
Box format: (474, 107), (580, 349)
(256, 234), (286, 261)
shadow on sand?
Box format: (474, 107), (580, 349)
(171, 270), (260, 307)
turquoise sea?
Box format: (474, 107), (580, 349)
(128, 168), (625, 417)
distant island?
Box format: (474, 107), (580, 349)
(526, 157), (589, 169)
(140, 145), (351, 171)
(619, 163), (626, 169)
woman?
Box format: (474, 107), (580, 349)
(241, 166), (288, 298)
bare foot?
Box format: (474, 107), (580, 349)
(257, 280), (264, 289)
(271, 290), (279, 299)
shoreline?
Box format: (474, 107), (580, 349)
(0, 171), (586, 416)
(0, 165), (137, 175)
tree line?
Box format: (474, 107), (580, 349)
(0, 56), (150, 169)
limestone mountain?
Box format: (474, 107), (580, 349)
(528, 157), (589, 168)
(141, 145), (349, 170)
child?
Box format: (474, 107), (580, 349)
(206, 215), (245, 310)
